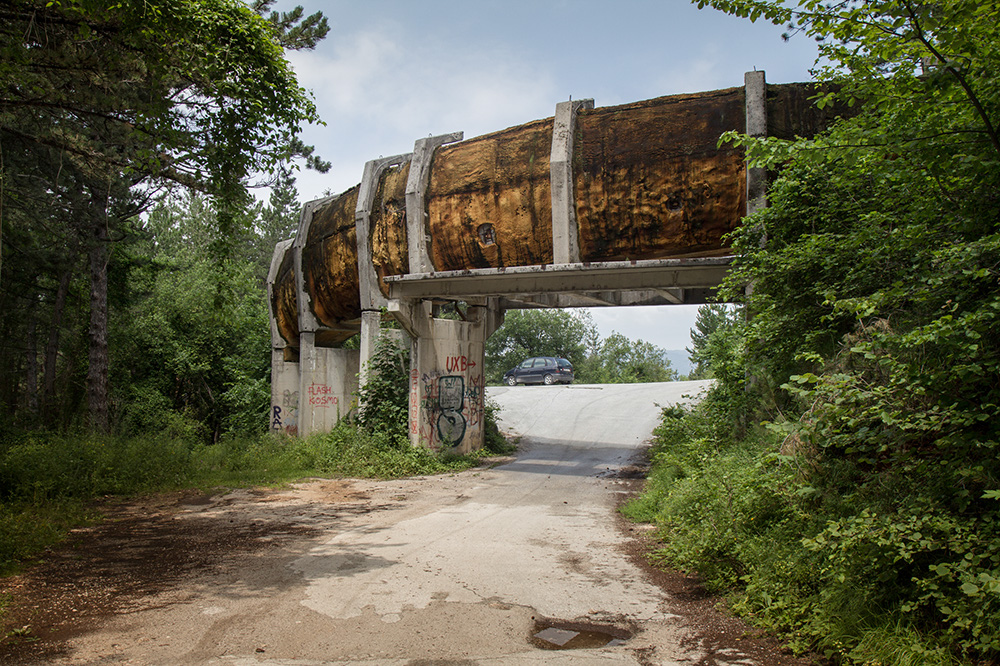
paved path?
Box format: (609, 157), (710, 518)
(14, 380), (807, 665)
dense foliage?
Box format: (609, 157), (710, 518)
(0, 0), (327, 430)
(631, 0), (1000, 662)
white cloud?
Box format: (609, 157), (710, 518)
(286, 27), (559, 200)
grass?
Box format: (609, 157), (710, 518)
(621, 400), (996, 666)
(0, 422), (505, 578)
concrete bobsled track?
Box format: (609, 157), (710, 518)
(266, 72), (845, 452)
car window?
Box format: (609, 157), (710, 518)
(558, 359), (572, 368)
(544, 358), (554, 367)
(532, 358), (545, 367)
(520, 359), (533, 368)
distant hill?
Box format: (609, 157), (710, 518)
(664, 349), (692, 376)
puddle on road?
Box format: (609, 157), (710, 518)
(530, 618), (631, 650)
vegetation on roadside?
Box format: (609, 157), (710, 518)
(628, 0), (1000, 663)
(0, 337), (508, 576)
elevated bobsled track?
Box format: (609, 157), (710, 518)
(267, 71), (841, 452)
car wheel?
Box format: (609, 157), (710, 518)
(543, 374), (555, 385)
(505, 375), (517, 386)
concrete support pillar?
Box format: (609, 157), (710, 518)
(406, 132), (463, 274)
(550, 98), (594, 264)
(744, 71), (768, 216)
(358, 310), (382, 387)
(356, 153), (412, 386)
(297, 331), (360, 436)
(390, 298), (502, 454)
(267, 239), (300, 435)
(291, 194), (361, 436)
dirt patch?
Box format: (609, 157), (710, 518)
(0, 482), (364, 664)
(1, 468), (817, 666)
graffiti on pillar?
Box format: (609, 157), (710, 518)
(272, 389), (299, 435)
(308, 383), (339, 407)
(436, 375), (466, 446)
(410, 369), (420, 435)
(465, 373), (484, 428)
(445, 355), (476, 373)
(416, 367), (485, 448)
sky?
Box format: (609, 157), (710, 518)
(274, 0), (819, 351)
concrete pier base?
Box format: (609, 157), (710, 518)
(296, 332), (359, 437)
(392, 299), (502, 454)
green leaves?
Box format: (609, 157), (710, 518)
(679, 0), (1000, 660)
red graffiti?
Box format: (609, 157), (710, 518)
(410, 369), (420, 434)
(445, 356), (476, 373)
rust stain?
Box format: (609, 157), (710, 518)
(426, 118), (555, 271)
(271, 247), (298, 346)
(273, 83), (840, 348)
(575, 87), (746, 261)
(369, 163), (411, 298)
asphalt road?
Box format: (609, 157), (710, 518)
(282, 381), (718, 664)
(8, 379), (812, 665)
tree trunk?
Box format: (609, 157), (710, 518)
(87, 211), (110, 432)
(25, 312), (39, 416)
(42, 269), (72, 422)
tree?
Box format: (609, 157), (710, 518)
(485, 310), (591, 384)
(1, 0), (329, 430)
(583, 332), (678, 384)
(686, 304), (737, 379)
(485, 309), (678, 385)
(682, 0), (1000, 659)
(112, 192), (272, 441)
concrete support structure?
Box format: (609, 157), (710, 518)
(266, 72), (826, 446)
(267, 239), (300, 434)
(297, 332), (360, 436)
(550, 98), (594, 264)
(744, 70), (768, 216)
(390, 299), (503, 454)
(406, 132), (463, 274)
(356, 153), (413, 386)
(287, 195), (362, 436)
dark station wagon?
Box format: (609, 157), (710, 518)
(503, 357), (574, 386)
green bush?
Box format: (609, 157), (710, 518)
(628, 385), (1000, 664)
(354, 335), (410, 444)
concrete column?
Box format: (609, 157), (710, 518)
(291, 194), (361, 436)
(408, 316), (488, 454)
(550, 98), (594, 264)
(389, 298), (494, 454)
(267, 239), (300, 435)
(358, 310), (382, 388)
(356, 153), (412, 386)
(744, 71), (768, 216)
(405, 132), (463, 275)
(298, 331), (360, 437)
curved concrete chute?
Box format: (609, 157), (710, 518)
(267, 72), (841, 448)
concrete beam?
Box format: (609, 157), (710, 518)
(499, 286), (718, 309)
(385, 256), (732, 301)
(293, 195), (338, 334)
(406, 132), (464, 274)
(356, 153), (412, 311)
(550, 98), (594, 264)
(745, 71), (767, 216)
(654, 288), (684, 305)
